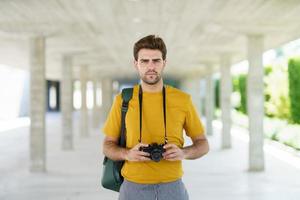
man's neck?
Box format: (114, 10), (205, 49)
(140, 79), (164, 93)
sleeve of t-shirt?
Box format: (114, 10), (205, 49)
(101, 94), (122, 138)
(183, 96), (205, 138)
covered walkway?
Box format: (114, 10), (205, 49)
(1, 112), (299, 200)
(2, 1), (300, 199)
(3, 0), (300, 174)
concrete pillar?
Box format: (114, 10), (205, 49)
(112, 80), (120, 97)
(180, 78), (201, 114)
(102, 78), (113, 119)
(191, 78), (201, 115)
(29, 36), (46, 172)
(220, 55), (232, 149)
(80, 66), (89, 137)
(92, 79), (99, 129)
(205, 74), (214, 136)
(61, 55), (73, 150)
(97, 79), (103, 123)
(247, 35), (265, 171)
(199, 79), (206, 117)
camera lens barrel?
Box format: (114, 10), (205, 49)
(140, 143), (165, 162)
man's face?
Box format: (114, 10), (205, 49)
(134, 49), (166, 85)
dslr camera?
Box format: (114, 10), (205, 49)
(139, 143), (165, 162)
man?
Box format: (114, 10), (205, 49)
(102, 35), (209, 200)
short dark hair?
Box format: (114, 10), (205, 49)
(133, 35), (167, 61)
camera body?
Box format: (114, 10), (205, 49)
(139, 143), (165, 162)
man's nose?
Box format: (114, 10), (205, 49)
(147, 61), (156, 69)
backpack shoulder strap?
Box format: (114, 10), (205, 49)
(122, 88), (134, 103)
(119, 88), (133, 147)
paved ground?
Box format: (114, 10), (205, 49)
(1, 112), (300, 200)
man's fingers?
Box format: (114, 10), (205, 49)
(133, 155), (151, 162)
(164, 152), (178, 160)
(137, 151), (150, 157)
(140, 156), (151, 161)
(163, 148), (178, 155)
(128, 148), (150, 162)
(163, 143), (177, 149)
(133, 143), (148, 150)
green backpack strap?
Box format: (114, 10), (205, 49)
(119, 88), (133, 147)
(122, 88), (134, 103)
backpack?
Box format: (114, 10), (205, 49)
(101, 88), (133, 192)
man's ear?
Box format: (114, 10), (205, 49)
(134, 59), (138, 70)
(163, 59), (167, 68)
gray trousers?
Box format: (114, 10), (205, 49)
(119, 179), (189, 200)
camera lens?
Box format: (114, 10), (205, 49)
(151, 149), (163, 162)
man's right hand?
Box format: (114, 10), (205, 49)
(124, 143), (151, 162)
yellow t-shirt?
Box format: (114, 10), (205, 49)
(102, 85), (205, 184)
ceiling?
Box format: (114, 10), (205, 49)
(1, 0), (300, 80)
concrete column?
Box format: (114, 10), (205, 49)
(180, 78), (201, 114)
(102, 78), (113, 119)
(61, 55), (73, 150)
(29, 36), (46, 172)
(80, 66), (89, 137)
(199, 79), (206, 116)
(247, 35), (265, 171)
(97, 79), (103, 123)
(191, 78), (201, 115)
(205, 74), (214, 136)
(220, 55), (232, 149)
(92, 79), (99, 129)
(112, 80), (120, 97)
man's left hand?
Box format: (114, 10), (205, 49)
(163, 143), (185, 161)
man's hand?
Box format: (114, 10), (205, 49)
(163, 143), (185, 161)
(162, 135), (209, 161)
(125, 143), (151, 162)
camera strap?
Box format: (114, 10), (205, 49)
(138, 85), (168, 144)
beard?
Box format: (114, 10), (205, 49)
(141, 73), (162, 85)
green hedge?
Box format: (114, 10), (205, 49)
(288, 58), (300, 124)
(215, 79), (220, 109)
(238, 75), (247, 114)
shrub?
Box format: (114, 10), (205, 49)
(264, 64), (290, 119)
(215, 79), (220, 109)
(238, 75), (247, 114)
(288, 58), (300, 124)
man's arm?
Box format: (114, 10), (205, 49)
(103, 136), (128, 161)
(103, 136), (151, 161)
(163, 134), (209, 161)
(182, 135), (209, 160)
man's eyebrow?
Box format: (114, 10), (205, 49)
(152, 58), (162, 61)
(139, 58), (162, 61)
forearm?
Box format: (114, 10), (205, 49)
(103, 140), (128, 161)
(182, 138), (209, 160)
